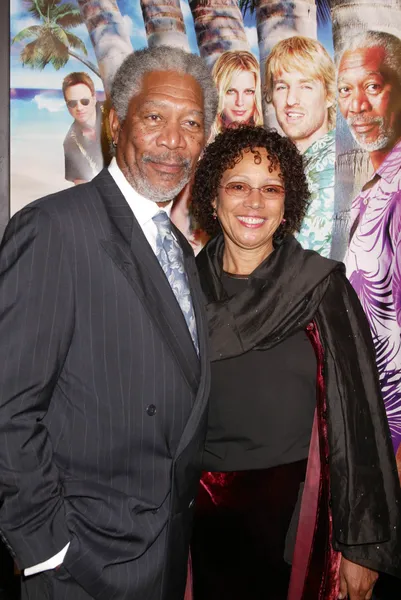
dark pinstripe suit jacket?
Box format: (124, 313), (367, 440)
(0, 169), (210, 600)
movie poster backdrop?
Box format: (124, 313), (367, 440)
(8, 0), (401, 468)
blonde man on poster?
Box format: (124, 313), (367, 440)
(265, 37), (336, 257)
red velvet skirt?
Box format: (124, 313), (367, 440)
(190, 459), (308, 600)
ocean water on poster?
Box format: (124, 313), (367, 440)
(10, 89), (108, 214)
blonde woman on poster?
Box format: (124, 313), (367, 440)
(185, 50), (263, 250)
(265, 36), (336, 258)
(178, 51), (263, 251)
(209, 50), (263, 142)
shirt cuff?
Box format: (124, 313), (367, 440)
(24, 542), (70, 576)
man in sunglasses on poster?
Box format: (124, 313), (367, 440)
(63, 72), (112, 185)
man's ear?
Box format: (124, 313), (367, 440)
(109, 107), (121, 145)
(326, 93), (335, 110)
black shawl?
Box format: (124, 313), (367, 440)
(197, 233), (401, 578)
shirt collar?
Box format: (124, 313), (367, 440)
(108, 157), (172, 227)
(375, 138), (401, 185)
(303, 128), (335, 158)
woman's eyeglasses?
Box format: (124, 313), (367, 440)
(218, 182), (285, 199)
(66, 98), (91, 109)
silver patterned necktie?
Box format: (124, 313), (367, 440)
(152, 211), (199, 355)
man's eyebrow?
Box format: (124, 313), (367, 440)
(338, 70), (384, 82)
(273, 78), (316, 84)
(140, 100), (204, 116)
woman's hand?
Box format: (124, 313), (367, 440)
(339, 557), (378, 599)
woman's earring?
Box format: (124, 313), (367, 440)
(112, 140), (117, 148)
(281, 217), (286, 224)
(212, 209), (217, 220)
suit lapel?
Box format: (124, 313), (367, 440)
(93, 170), (201, 395)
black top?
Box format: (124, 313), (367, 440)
(202, 272), (317, 472)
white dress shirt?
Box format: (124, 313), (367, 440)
(24, 159), (173, 576)
(108, 157), (173, 251)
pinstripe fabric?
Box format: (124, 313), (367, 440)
(0, 169), (210, 600)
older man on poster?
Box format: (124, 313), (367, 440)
(0, 46), (217, 600)
(264, 36), (336, 257)
(338, 30), (401, 476)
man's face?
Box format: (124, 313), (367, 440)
(338, 46), (401, 152)
(271, 70), (331, 150)
(65, 83), (96, 126)
(110, 71), (206, 203)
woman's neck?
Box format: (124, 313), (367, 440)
(222, 240), (273, 275)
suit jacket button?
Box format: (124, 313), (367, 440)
(146, 404), (157, 416)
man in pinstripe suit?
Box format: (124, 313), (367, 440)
(0, 46), (217, 600)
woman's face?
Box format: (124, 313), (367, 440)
(222, 70), (257, 125)
(214, 148), (285, 256)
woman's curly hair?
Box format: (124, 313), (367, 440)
(192, 125), (310, 241)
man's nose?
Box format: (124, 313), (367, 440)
(349, 89), (371, 113)
(286, 87), (300, 106)
(157, 122), (186, 149)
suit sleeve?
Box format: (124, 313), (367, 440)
(0, 206), (74, 568)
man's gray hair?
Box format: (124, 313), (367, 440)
(339, 30), (401, 88)
(111, 46), (218, 137)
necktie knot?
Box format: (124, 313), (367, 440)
(152, 211), (172, 240)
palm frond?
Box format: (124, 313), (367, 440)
(22, 0), (60, 20)
(51, 26), (70, 47)
(53, 2), (81, 16)
(239, 0), (332, 26)
(12, 25), (42, 44)
(20, 26), (68, 70)
(49, 39), (70, 70)
(238, 0), (255, 16)
(39, 30), (69, 69)
(65, 31), (88, 55)
(316, 0), (331, 26)
(21, 0), (42, 20)
(53, 4), (83, 28)
(20, 38), (48, 69)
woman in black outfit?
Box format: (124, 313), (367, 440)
(188, 126), (401, 600)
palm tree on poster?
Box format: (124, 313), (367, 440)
(329, 0), (401, 260)
(189, 0), (251, 69)
(239, 0), (319, 80)
(140, 0), (190, 51)
(77, 0), (133, 93)
(12, 0), (101, 77)
(139, 0), (250, 69)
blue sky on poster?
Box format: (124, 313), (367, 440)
(10, 0), (333, 92)
(9, 0), (334, 212)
